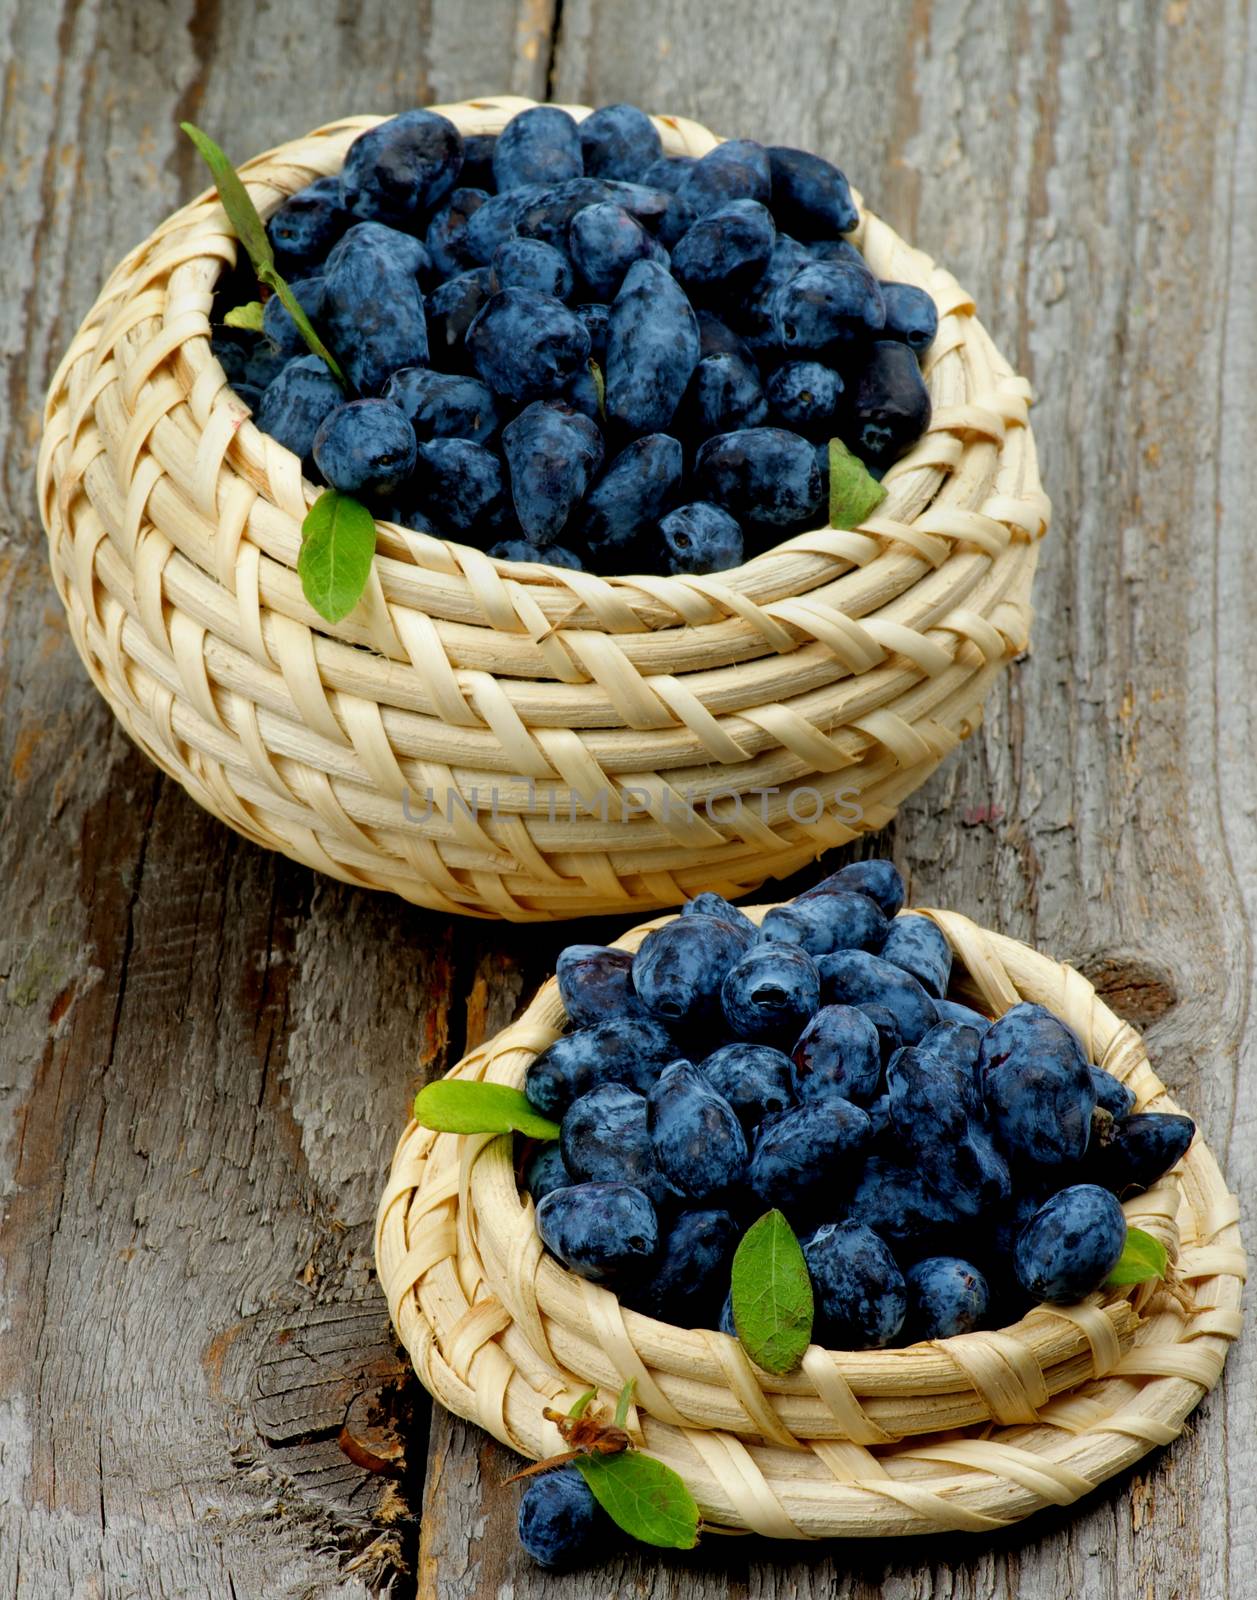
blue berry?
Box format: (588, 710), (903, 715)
(846, 339), (931, 467)
(849, 1155), (969, 1258)
(575, 302), (610, 362)
(579, 104), (663, 182)
(671, 199), (776, 301)
(580, 434), (684, 563)
(503, 401), (604, 543)
(256, 355), (344, 465)
(886, 1044), (1010, 1213)
(880, 281), (939, 352)
(489, 539), (584, 569)
(808, 237), (865, 268)
(558, 364), (602, 421)
(267, 176), (351, 273)
(525, 1142), (573, 1204)
(658, 502), (744, 575)
(817, 950), (937, 1044)
(459, 133), (497, 191)
(382, 367), (500, 444)
(569, 202), (667, 300)
(766, 147), (858, 238)
(856, 1003), (903, 1065)
(494, 106), (584, 191)
(748, 1100), (871, 1216)
(678, 140), (772, 217)
(561, 1083), (676, 1208)
(718, 1290), (737, 1336)
(681, 892), (757, 935)
(879, 914), (952, 999)
(640, 155), (696, 194)
(1083, 1112), (1195, 1195)
(410, 437), (506, 535)
(772, 260), (885, 354)
(695, 427), (824, 527)
(1088, 1064), (1137, 1120)
(700, 1042), (797, 1128)
(557, 944), (648, 1026)
(467, 289), (591, 402)
(933, 999), (991, 1032)
(647, 1060), (748, 1200)
(758, 888), (887, 956)
(517, 1466), (605, 1570)
(803, 1220), (906, 1348)
(736, 234), (815, 348)
(425, 187), (490, 276)
(903, 1257), (989, 1339)
(792, 1005), (881, 1106)
(978, 1003), (1097, 1168)
(536, 1181), (659, 1284)
(311, 399), (416, 496)
(627, 1207), (739, 1327)
(918, 1018), (985, 1079)
(425, 268), (494, 369)
(721, 944), (821, 1043)
(323, 228), (429, 393)
(515, 178), (667, 249)
(492, 237), (574, 301)
(604, 260), (700, 436)
(808, 859), (905, 918)
(866, 1092), (892, 1140)
(324, 219), (430, 280)
(524, 1016), (680, 1116)
(632, 914), (751, 1028)
(464, 186), (545, 264)
(1013, 1184), (1126, 1304)
(765, 360), (844, 436)
(698, 308), (757, 359)
(261, 276), (326, 358)
(339, 110), (463, 225)
(683, 353), (768, 435)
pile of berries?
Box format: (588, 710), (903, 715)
(211, 103), (936, 576)
(520, 861), (1195, 1348)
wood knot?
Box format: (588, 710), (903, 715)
(1075, 954), (1178, 1028)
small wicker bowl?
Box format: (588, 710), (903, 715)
(375, 904), (1245, 1539)
(38, 96), (1049, 922)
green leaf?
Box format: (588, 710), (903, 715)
(180, 122), (274, 272)
(566, 1389), (597, 1420)
(412, 1080), (561, 1141)
(298, 490), (377, 623)
(731, 1209), (814, 1375)
(182, 123), (345, 386)
(258, 263), (346, 385)
(1106, 1225), (1169, 1286)
(612, 1378), (636, 1430)
(828, 437), (888, 529)
(574, 1452), (700, 1550)
(589, 358), (606, 418)
(223, 300), (265, 332)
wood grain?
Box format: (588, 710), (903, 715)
(1, 0), (1253, 1595)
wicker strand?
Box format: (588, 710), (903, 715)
(374, 905), (1245, 1538)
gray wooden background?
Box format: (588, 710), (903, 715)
(1, 0), (1253, 1595)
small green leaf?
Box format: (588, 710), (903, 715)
(412, 1080), (561, 1140)
(1106, 1225), (1169, 1286)
(589, 358), (606, 418)
(223, 300), (265, 332)
(298, 490), (377, 623)
(258, 263), (345, 385)
(180, 122), (274, 272)
(566, 1389), (598, 1420)
(828, 437), (888, 529)
(612, 1378), (636, 1430)
(731, 1209), (814, 1375)
(574, 1452), (700, 1550)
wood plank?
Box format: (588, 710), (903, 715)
(414, 2), (1257, 1596)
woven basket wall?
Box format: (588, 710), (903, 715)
(38, 96), (1050, 922)
(375, 906), (1245, 1539)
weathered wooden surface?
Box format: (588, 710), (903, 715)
(0, 0), (1253, 1596)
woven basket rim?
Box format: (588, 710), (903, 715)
(374, 899), (1246, 1538)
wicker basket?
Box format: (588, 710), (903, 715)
(375, 905), (1245, 1539)
(38, 96), (1049, 922)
